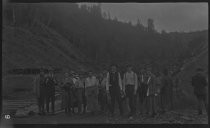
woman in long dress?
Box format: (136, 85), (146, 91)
(85, 72), (99, 115)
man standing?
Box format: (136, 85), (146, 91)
(137, 68), (148, 115)
(161, 68), (173, 112)
(154, 71), (163, 114)
(192, 68), (208, 115)
(34, 68), (46, 115)
(106, 65), (124, 117)
(123, 65), (138, 119)
(45, 68), (57, 115)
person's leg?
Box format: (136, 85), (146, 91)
(116, 88), (123, 116)
(127, 86), (135, 116)
(92, 88), (98, 114)
(155, 94), (160, 113)
(83, 95), (87, 114)
(46, 95), (50, 113)
(151, 95), (156, 116)
(103, 92), (108, 112)
(37, 97), (41, 114)
(109, 87), (116, 116)
(138, 88), (144, 114)
(197, 95), (202, 115)
(40, 95), (45, 114)
(170, 87), (173, 110)
(98, 90), (103, 111)
(104, 92), (109, 114)
(203, 95), (208, 114)
(87, 89), (94, 113)
(131, 87), (135, 116)
(160, 91), (165, 113)
(78, 89), (83, 114)
(68, 91), (72, 114)
(128, 86), (133, 115)
(145, 96), (150, 114)
(51, 94), (55, 114)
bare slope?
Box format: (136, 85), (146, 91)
(176, 49), (208, 107)
(2, 22), (91, 75)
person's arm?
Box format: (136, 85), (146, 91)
(122, 73), (126, 93)
(118, 73), (123, 91)
(191, 76), (195, 87)
(54, 77), (58, 86)
(106, 72), (110, 92)
(33, 76), (38, 94)
(203, 76), (207, 87)
(134, 73), (138, 94)
(170, 76), (174, 88)
(96, 77), (99, 86)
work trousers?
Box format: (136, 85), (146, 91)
(46, 93), (55, 113)
(109, 85), (123, 115)
(125, 85), (136, 115)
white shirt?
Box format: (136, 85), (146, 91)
(75, 78), (84, 88)
(123, 71), (138, 92)
(85, 76), (98, 88)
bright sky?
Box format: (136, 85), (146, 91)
(79, 3), (208, 32)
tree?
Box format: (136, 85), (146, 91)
(136, 18), (144, 30)
(147, 18), (155, 32)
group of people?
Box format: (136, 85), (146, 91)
(34, 68), (58, 115)
(34, 64), (208, 119)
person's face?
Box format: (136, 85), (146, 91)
(197, 70), (202, 74)
(89, 72), (93, 77)
(147, 70), (151, 75)
(40, 71), (44, 76)
(127, 67), (132, 72)
(65, 73), (69, 77)
(140, 69), (144, 73)
(111, 66), (117, 73)
(49, 71), (53, 77)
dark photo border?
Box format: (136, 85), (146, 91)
(1, 0), (209, 128)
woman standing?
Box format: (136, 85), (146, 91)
(85, 71), (99, 115)
(98, 71), (108, 114)
(146, 69), (158, 117)
(62, 72), (74, 115)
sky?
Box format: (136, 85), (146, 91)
(79, 3), (208, 32)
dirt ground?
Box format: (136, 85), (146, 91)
(1, 109), (208, 124)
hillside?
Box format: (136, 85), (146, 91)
(2, 21), (93, 76)
(175, 49), (208, 107)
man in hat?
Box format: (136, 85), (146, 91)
(45, 67), (58, 115)
(160, 68), (173, 113)
(123, 65), (138, 119)
(192, 68), (208, 115)
(106, 65), (124, 117)
(34, 68), (46, 115)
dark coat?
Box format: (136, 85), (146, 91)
(192, 73), (207, 95)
